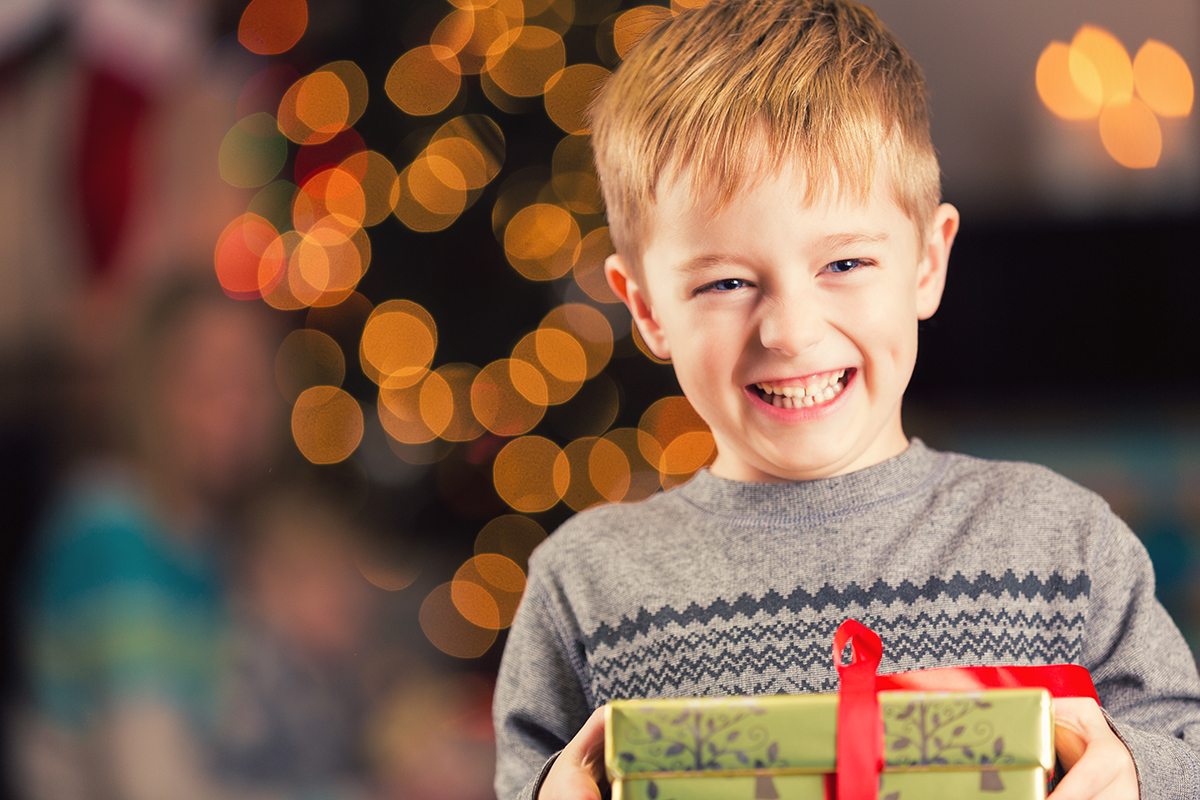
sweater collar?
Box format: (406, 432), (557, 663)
(675, 438), (946, 524)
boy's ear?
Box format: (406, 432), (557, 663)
(915, 202), (959, 320)
(605, 254), (671, 360)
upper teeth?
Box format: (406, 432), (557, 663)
(756, 369), (846, 397)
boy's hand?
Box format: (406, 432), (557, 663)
(538, 707), (608, 800)
(1049, 698), (1138, 799)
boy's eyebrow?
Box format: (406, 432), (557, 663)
(816, 231), (890, 250)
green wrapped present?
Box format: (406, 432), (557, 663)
(605, 688), (1055, 800)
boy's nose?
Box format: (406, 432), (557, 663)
(757, 294), (824, 357)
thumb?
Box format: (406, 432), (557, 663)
(563, 706), (608, 780)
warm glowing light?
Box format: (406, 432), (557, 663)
(1070, 25), (1133, 106)
(493, 436), (569, 513)
(275, 329), (345, 403)
(340, 151), (399, 227)
(544, 64), (611, 134)
(360, 300), (437, 387)
(259, 231), (305, 310)
(613, 6), (672, 60)
(1134, 40), (1194, 118)
(219, 113), (287, 189)
(1037, 41), (1102, 120)
(485, 26), (565, 98)
(386, 46), (462, 116)
(214, 214), (283, 300)
(1099, 95), (1163, 169)
(420, 583), (497, 658)
(278, 72), (353, 146)
(450, 579), (500, 629)
(320, 61), (369, 127)
(511, 329), (586, 405)
(409, 154), (468, 216)
(471, 359), (548, 436)
(284, 220), (367, 307)
(239, 0), (308, 55)
(291, 386), (364, 464)
(639, 395), (712, 474)
(379, 370), (451, 444)
(433, 364), (486, 442)
(454, 554), (526, 629)
(320, 169), (368, 228)
(602, 428), (662, 503)
(391, 166), (463, 232)
(551, 134), (603, 214)
(296, 71), (350, 136)
(505, 204), (580, 280)
(474, 514), (547, 570)
(670, 0), (712, 12)
(573, 228), (620, 304)
(431, 116), (506, 186)
(562, 437), (629, 511)
(540, 304), (613, 378)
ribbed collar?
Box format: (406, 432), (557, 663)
(675, 438), (948, 525)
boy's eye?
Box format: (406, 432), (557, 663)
(825, 259), (865, 274)
(705, 278), (748, 292)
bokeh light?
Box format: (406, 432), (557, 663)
(275, 329), (346, 403)
(453, 554), (526, 629)
(1099, 95), (1163, 169)
(1037, 41), (1103, 120)
(387, 46), (462, 116)
(639, 395), (714, 482)
(493, 436), (569, 513)
(511, 329), (587, 405)
(544, 64), (611, 134)
(219, 112), (287, 189)
(1070, 25), (1133, 107)
(551, 134), (603, 214)
(1134, 40), (1195, 118)
(485, 27), (566, 98)
(433, 364), (487, 442)
(474, 515), (547, 571)
(471, 359), (548, 436)
(420, 583), (497, 658)
(295, 128), (367, 187)
(612, 6), (673, 60)
(378, 367), (463, 446)
(340, 151), (399, 227)
(603, 427), (662, 502)
(292, 385), (364, 464)
(540, 304), (613, 378)
(239, 0), (308, 55)
(504, 204), (580, 280)
(360, 300), (438, 387)
(214, 213), (283, 300)
(354, 548), (418, 591)
(573, 228), (620, 303)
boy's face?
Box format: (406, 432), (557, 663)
(606, 162), (958, 483)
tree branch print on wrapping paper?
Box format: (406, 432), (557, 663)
(882, 694), (1013, 795)
(615, 702), (787, 800)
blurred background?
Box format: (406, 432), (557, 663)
(0, 0), (1196, 798)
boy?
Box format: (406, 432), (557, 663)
(493, 1), (1200, 798)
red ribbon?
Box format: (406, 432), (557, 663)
(832, 619), (1098, 800)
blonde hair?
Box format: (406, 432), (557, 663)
(588, 0), (942, 263)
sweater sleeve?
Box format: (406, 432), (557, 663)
(493, 564), (595, 800)
(1080, 510), (1200, 797)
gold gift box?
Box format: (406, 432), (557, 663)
(606, 689), (1054, 800)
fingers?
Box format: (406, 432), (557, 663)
(539, 707), (609, 800)
(1048, 699), (1138, 800)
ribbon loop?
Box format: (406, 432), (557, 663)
(834, 619), (884, 800)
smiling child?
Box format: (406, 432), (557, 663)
(492, 2), (1200, 799)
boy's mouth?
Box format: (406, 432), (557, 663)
(752, 368), (852, 409)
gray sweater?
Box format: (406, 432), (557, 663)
(493, 440), (1200, 799)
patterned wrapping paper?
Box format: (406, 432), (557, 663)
(606, 688), (1054, 800)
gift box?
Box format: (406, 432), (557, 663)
(605, 687), (1054, 800)
(604, 619), (1092, 800)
